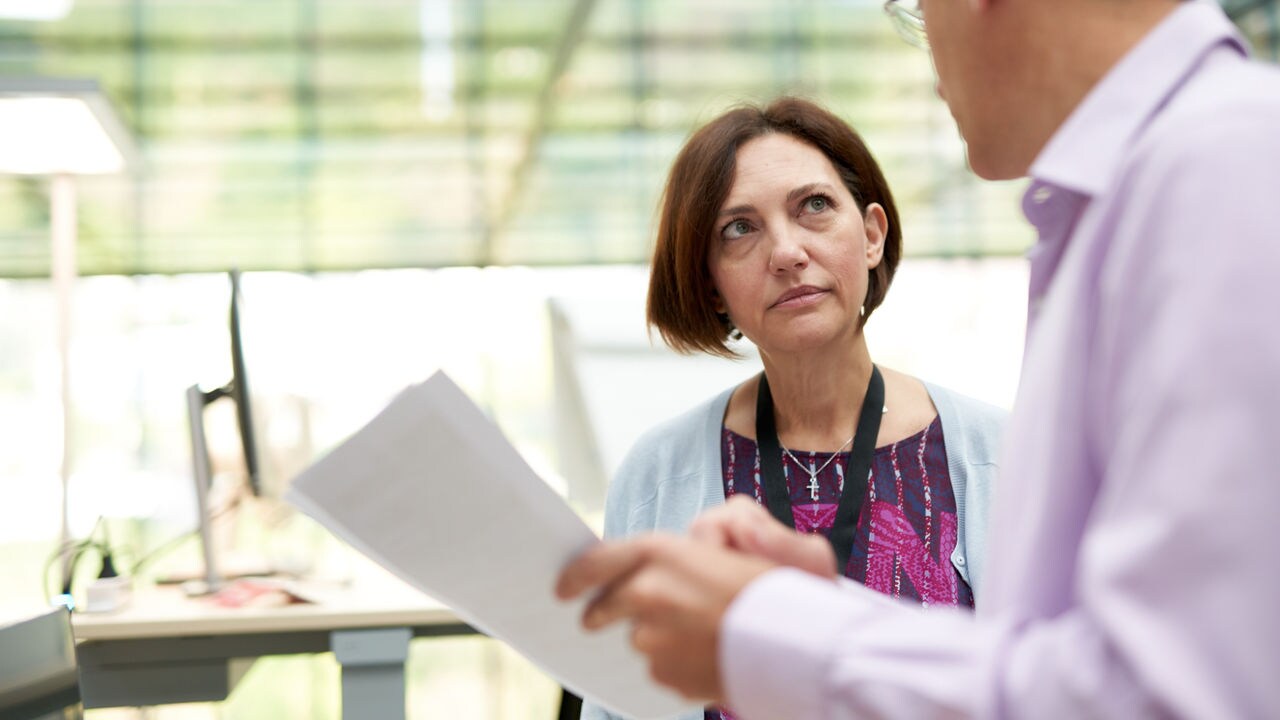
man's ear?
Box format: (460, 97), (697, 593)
(863, 203), (888, 269)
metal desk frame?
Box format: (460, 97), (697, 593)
(73, 584), (476, 719)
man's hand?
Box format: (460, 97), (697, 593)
(690, 495), (838, 579)
(555, 498), (838, 701)
(555, 533), (776, 702)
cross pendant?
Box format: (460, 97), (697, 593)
(807, 473), (821, 502)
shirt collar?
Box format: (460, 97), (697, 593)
(1027, 0), (1249, 199)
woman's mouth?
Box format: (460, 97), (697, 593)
(771, 285), (828, 309)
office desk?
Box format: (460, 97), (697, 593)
(72, 582), (477, 719)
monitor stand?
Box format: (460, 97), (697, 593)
(185, 383), (225, 595)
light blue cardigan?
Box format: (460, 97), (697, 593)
(583, 380), (1006, 720)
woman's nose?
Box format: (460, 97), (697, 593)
(769, 228), (809, 272)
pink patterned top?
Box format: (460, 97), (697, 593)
(708, 416), (972, 720)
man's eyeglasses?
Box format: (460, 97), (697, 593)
(883, 0), (928, 50)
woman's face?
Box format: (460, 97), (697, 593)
(708, 132), (887, 356)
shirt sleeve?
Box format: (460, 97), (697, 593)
(721, 107), (1280, 720)
(721, 569), (1001, 719)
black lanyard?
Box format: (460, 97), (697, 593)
(754, 365), (884, 573)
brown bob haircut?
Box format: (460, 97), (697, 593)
(647, 96), (903, 358)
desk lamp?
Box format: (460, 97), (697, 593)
(0, 76), (138, 586)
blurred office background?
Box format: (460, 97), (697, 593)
(1, 1), (1276, 718)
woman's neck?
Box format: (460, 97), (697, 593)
(758, 334), (874, 451)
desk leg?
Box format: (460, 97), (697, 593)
(331, 627), (412, 720)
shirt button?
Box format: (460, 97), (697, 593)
(1033, 186), (1053, 204)
(956, 556), (966, 565)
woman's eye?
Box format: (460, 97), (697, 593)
(804, 196), (829, 213)
(722, 219), (753, 239)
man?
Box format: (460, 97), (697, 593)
(557, 0), (1280, 717)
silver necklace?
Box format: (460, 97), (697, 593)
(781, 437), (853, 502)
(781, 404), (888, 502)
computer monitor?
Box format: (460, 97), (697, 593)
(0, 609), (82, 720)
(227, 268), (262, 497)
(185, 268), (263, 593)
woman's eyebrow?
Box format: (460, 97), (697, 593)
(786, 182), (835, 203)
(718, 182), (836, 218)
(718, 201), (754, 218)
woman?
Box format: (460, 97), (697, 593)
(582, 97), (1004, 720)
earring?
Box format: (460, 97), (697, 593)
(719, 312), (743, 341)
(859, 304), (866, 317)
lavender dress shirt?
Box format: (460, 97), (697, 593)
(720, 3), (1280, 718)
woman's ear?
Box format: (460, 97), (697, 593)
(863, 203), (889, 269)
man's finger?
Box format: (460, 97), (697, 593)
(750, 525), (837, 578)
(580, 542), (678, 630)
(689, 496), (837, 578)
(689, 495), (776, 548)
(688, 512), (730, 545)
(582, 585), (634, 630)
(555, 536), (658, 601)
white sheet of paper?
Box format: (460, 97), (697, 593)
(285, 371), (697, 719)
